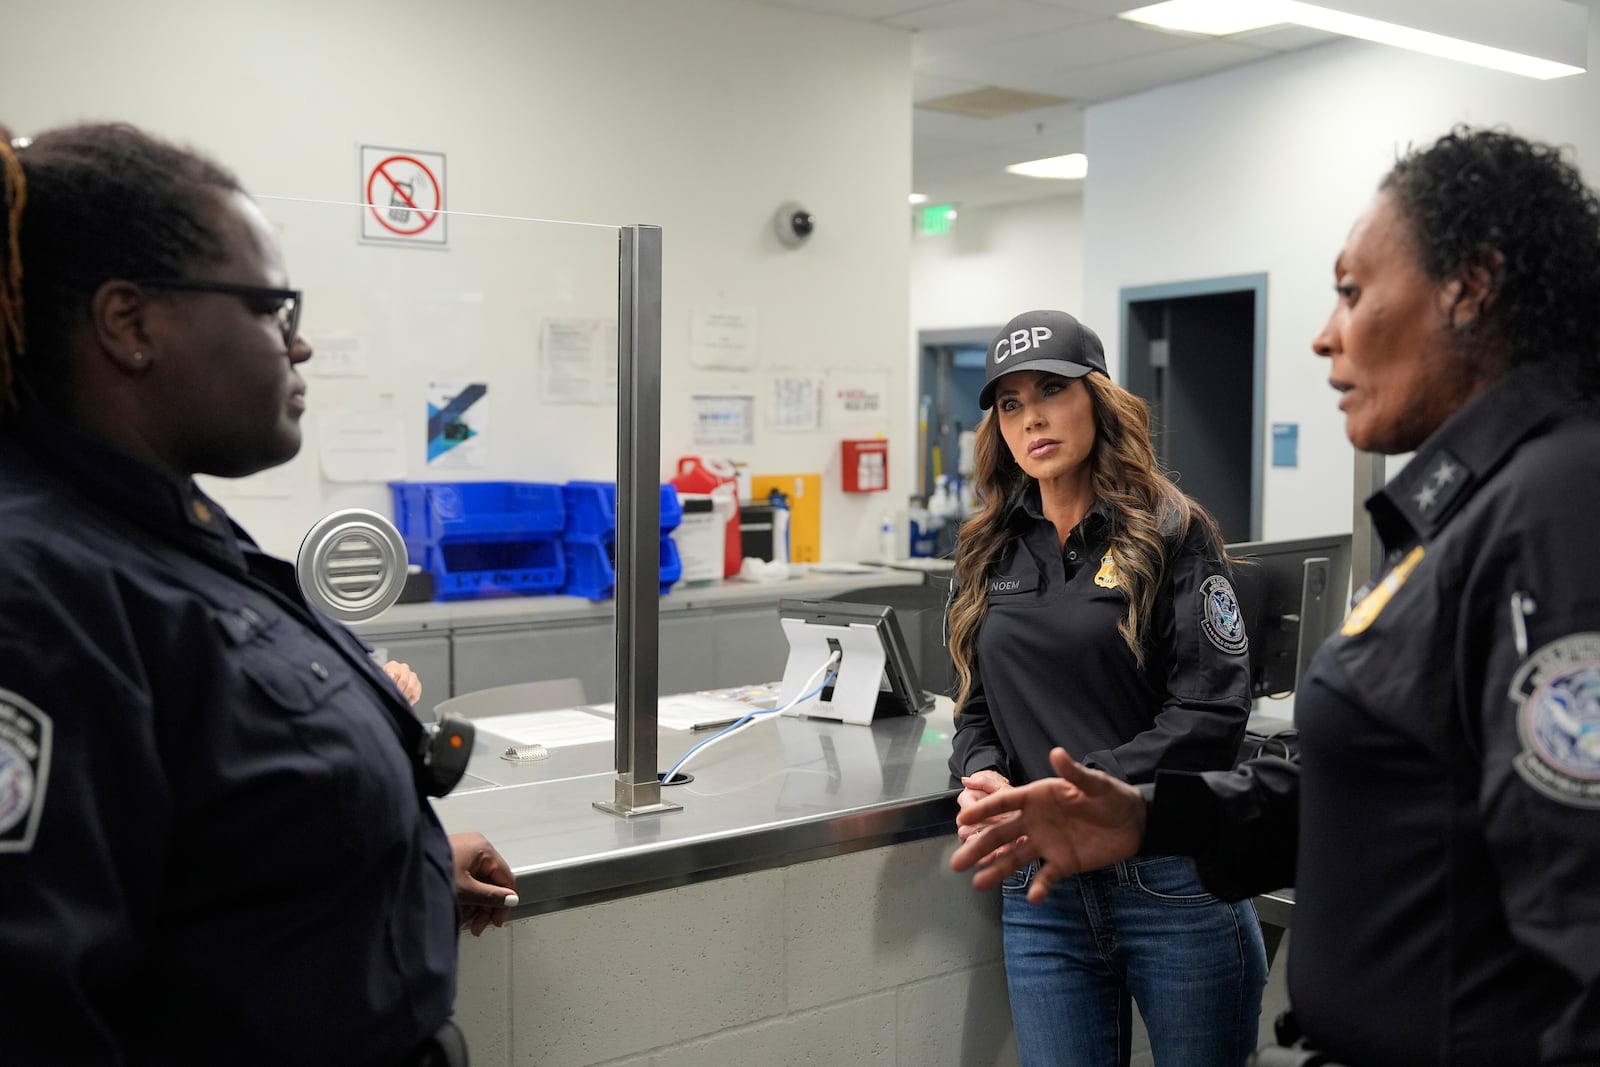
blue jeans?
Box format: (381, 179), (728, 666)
(1001, 855), (1267, 1067)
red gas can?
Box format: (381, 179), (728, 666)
(671, 456), (742, 578)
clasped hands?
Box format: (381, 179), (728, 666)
(950, 748), (1149, 904)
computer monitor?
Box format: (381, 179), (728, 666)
(774, 599), (937, 725)
(1226, 534), (1353, 699)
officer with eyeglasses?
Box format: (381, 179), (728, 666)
(0, 121), (509, 1066)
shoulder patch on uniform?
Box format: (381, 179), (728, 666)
(1509, 634), (1600, 809)
(0, 688), (52, 853)
(1199, 574), (1248, 655)
(1094, 552), (1119, 589)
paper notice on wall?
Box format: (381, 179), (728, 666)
(427, 381), (489, 468)
(302, 333), (370, 378)
(318, 409), (406, 483)
(541, 316), (616, 405)
(824, 369), (889, 427)
(770, 374), (821, 432)
(691, 394), (755, 446)
(690, 306), (757, 370)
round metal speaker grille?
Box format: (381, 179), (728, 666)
(295, 508), (410, 623)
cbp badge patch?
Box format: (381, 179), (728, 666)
(0, 688), (52, 853)
(1510, 634), (1600, 809)
(1199, 574), (1248, 655)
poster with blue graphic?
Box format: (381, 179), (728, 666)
(427, 380), (489, 468)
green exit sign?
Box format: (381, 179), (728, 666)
(918, 203), (957, 235)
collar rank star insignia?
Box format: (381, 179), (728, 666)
(1509, 633), (1600, 809)
(1199, 574), (1248, 655)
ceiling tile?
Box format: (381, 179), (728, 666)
(913, 71), (988, 101)
(886, 0), (1099, 33)
(1041, 38), (1278, 100)
(1029, 0), (1159, 15)
(752, 0), (944, 18)
(1232, 24), (1341, 52)
(970, 16), (1190, 68)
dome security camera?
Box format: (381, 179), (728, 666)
(774, 202), (814, 248)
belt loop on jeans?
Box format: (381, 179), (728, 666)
(1112, 859), (1132, 886)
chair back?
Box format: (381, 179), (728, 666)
(433, 677), (588, 721)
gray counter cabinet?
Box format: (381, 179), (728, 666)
(353, 570), (926, 705)
(452, 623), (616, 703)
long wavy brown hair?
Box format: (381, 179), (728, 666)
(948, 371), (1227, 712)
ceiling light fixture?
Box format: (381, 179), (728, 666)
(1119, 0), (1283, 36)
(1119, 0), (1586, 79)
(1005, 153), (1089, 180)
(909, 193), (929, 205)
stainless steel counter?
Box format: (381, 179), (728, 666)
(432, 700), (961, 915)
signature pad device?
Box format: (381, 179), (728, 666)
(774, 599), (936, 725)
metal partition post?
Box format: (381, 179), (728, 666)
(596, 224), (680, 818)
(1351, 451), (1387, 590)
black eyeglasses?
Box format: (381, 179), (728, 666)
(135, 279), (303, 349)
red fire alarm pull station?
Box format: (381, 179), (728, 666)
(841, 439), (889, 493)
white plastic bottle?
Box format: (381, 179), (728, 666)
(879, 512), (899, 561)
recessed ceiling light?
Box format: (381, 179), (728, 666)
(1119, 0), (1584, 80)
(1119, 0), (1284, 36)
(1005, 153), (1088, 180)
(909, 193), (929, 205)
(1276, 1), (1583, 80)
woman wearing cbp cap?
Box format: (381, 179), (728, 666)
(952, 127), (1600, 1067)
(0, 122), (514, 1066)
(948, 307), (1267, 1066)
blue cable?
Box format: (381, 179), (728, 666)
(663, 660), (839, 784)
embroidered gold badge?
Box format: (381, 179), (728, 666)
(1341, 545), (1424, 636)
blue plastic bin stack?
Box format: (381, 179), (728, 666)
(389, 481), (566, 601)
(561, 481), (683, 600)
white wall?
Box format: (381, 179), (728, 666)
(1082, 29), (1600, 539)
(4, 0), (912, 562)
(909, 194), (1085, 334)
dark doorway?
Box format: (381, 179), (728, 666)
(917, 328), (992, 500)
(1122, 275), (1265, 542)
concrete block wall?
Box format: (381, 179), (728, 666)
(454, 835), (1020, 1066)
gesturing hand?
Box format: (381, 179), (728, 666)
(949, 748), (1147, 904)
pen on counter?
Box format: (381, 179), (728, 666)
(690, 717), (740, 732)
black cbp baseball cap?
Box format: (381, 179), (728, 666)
(978, 309), (1108, 410)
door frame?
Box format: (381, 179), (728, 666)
(1118, 273), (1267, 540)
(917, 326), (997, 498)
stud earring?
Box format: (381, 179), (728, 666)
(132, 350), (145, 364)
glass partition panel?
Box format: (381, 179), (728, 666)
(197, 197), (668, 810)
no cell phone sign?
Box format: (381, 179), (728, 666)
(361, 145), (446, 246)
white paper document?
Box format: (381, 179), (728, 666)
(318, 409), (407, 483)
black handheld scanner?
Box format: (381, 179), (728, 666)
(417, 715), (475, 797)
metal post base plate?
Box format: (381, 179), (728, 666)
(593, 798), (683, 818)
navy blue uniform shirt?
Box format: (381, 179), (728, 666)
(1144, 366), (1600, 1066)
(0, 412), (458, 1065)
(950, 486), (1251, 786)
